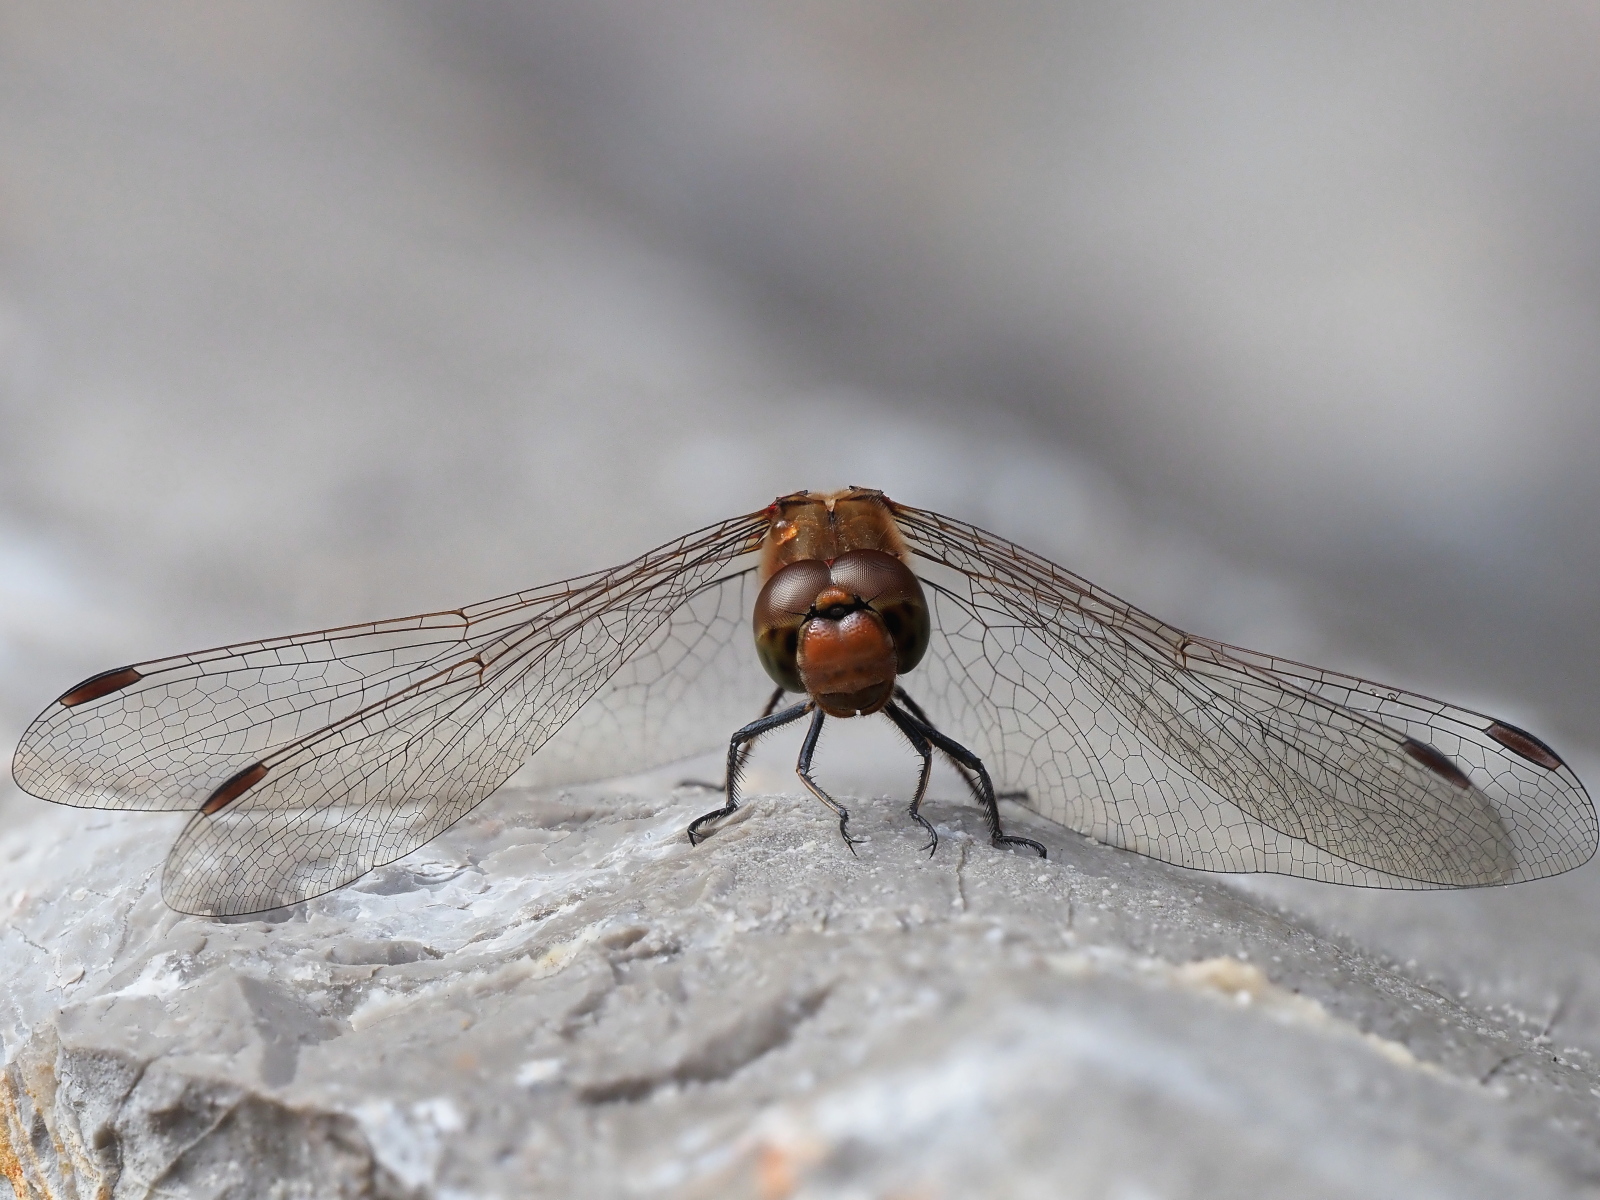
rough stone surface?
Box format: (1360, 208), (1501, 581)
(7, 764), (1600, 1198)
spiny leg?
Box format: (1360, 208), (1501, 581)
(680, 686), (787, 791)
(894, 687), (1028, 805)
(882, 702), (939, 856)
(894, 686), (1029, 805)
(794, 706), (862, 853)
(688, 698), (812, 845)
(890, 692), (1046, 858)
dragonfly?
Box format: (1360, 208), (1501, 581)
(11, 487), (1596, 916)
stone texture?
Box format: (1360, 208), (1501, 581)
(7, 768), (1600, 1198)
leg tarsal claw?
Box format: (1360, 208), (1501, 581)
(687, 803), (737, 845)
(839, 818), (862, 855)
(994, 833), (1047, 858)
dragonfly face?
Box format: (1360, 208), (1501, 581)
(753, 548), (931, 717)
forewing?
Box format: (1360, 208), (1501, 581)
(13, 511), (769, 914)
(892, 502), (1597, 888)
(519, 567), (776, 789)
(13, 615), (474, 812)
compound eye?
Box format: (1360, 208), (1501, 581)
(828, 549), (930, 673)
(752, 560), (830, 692)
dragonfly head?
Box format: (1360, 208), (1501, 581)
(752, 549), (930, 717)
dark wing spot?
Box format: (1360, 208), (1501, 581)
(58, 666), (143, 707)
(1486, 721), (1564, 770)
(1403, 739), (1472, 789)
(202, 763), (269, 815)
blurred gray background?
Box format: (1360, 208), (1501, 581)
(5, 3), (1600, 1034)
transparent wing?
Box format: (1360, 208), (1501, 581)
(11, 511), (770, 914)
(517, 566), (774, 788)
(892, 502), (1598, 889)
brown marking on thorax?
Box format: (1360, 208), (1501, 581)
(759, 487), (909, 580)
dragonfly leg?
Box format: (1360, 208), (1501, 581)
(794, 707), (862, 853)
(883, 701), (939, 856)
(680, 687), (787, 790)
(892, 687), (1028, 806)
(890, 689), (1046, 859)
(688, 698), (812, 845)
